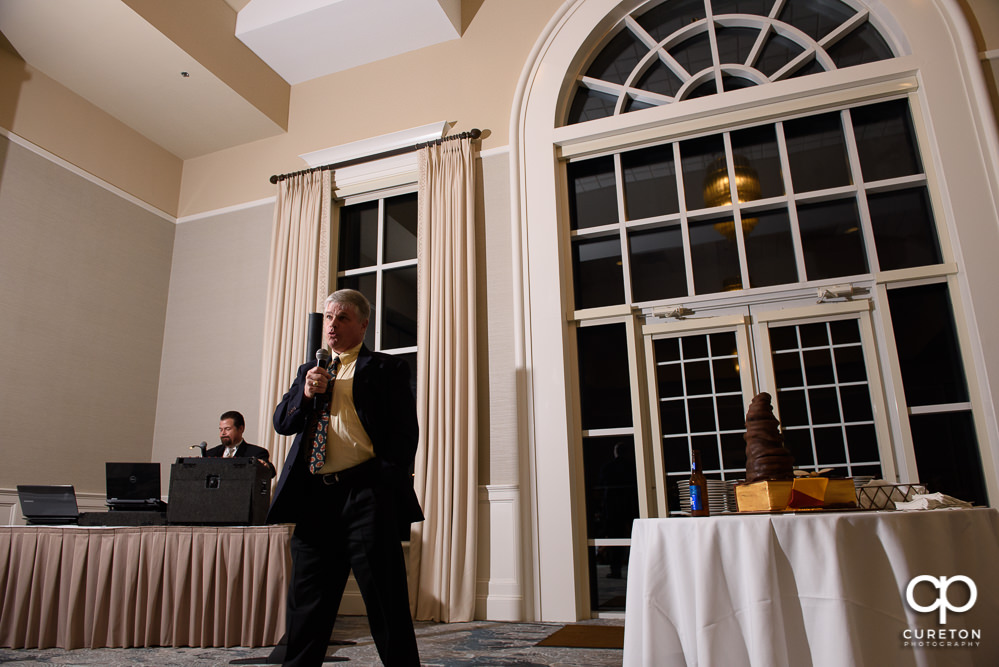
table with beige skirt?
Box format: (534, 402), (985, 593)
(0, 524), (292, 649)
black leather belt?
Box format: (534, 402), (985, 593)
(314, 458), (379, 487)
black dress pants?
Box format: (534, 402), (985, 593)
(283, 466), (420, 666)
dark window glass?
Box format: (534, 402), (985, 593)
(851, 100), (922, 182)
(688, 396), (717, 432)
(773, 350), (804, 389)
(784, 427), (814, 467)
(582, 436), (639, 538)
(776, 388), (807, 426)
(829, 319), (860, 345)
(845, 424), (879, 463)
(577, 323), (633, 430)
(813, 426), (846, 463)
(803, 348), (834, 385)
(680, 134), (727, 211)
(731, 125), (784, 199)
(711, 0), (771, 16)
(797, 198), (869, 279)
(383, 193), (417, 263)
(868, 187), (942, 271)
(722, 73), (758, 92)
(635, 61), (684, 98)
(827, 21), (894, 68)
(715, 26), (760, 66)
(777, 0), (856, 41)
(690, 217), (743, 294)
(670, 32), (715, 80)
(661, 398), (688, 434)
(834, 344), (866, 383)
(717, 393), (747, 430)
(381, 266), (417, 349)
(338, 201), (378, 270)
(587, 546), (630, 612)
(655, 336), (681, 363)
(664, 436), (690, 475)
(787, 57), (827, 79)
(712, 358), (741, 394)
(840, 384), (873, 422)
(756, 33), (805, 78)
(567, 87), (619, 125)
(685, 359), (712, 396)
(637, 0), (708, 42)
(629, 226), (688, 302)
(337, 273), (377, 349)
(808, 386), (841, 423)
(622, 145), (679, 220)
(573, 236), (624, 309)
(784, 113), (852, 192)
(887, 283), (969, 405)
(686, 78), (719, 100)
(799, 322), (829, 349)
(769, 326), (799, 352)
(721, 431), (748, 470)
(909, 411), (987, 506)
(585, 28), (645, 85)
(624, 97), (659, 114)
(744, 208), (798, 288)
(568, 157), (617, 230)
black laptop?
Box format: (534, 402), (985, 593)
(17, 485), (80, 525)
(105, 462), (166, 511)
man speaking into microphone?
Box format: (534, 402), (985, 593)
(268, 288), (422, 667)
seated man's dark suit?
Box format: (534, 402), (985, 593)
(205, 441), (276, 478)
(268, 345), (422, 667)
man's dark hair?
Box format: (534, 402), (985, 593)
(220, 410), (245, 429)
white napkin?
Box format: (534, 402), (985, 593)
(894, 492), (973, 510)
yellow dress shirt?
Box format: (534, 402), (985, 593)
(316, 343), (375, 474)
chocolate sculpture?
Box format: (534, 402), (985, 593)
(744, 392), (794, 483)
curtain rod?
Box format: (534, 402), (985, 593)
(269, 128), (481, 184)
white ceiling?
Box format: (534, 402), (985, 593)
(0, 0), (462, 159)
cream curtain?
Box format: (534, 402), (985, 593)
(257, 170), (332, 471)
(409, 136), (478, 622)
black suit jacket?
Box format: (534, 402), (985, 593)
(205, 441), (276, 478)
(267, 345), (423, 529)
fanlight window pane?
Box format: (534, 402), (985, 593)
(384, 193), (417, 263)
(711, 0), (771, 17)
(567, 87), (619, 125)
(637, 0), (707, 42)
(827, 21), (894, 68)
(756, 33), (806, 78)
(635, 61), (684, 98)
(784, 112), (852, 192)
(568, 156), (618, 230)
(585, 28), (645, 84)
(629, 227), (688, 302)
(567, 0), (896, 125)
(622, 144), (679, 220)
(868, 187), (942, 270)
(797, 198), (868, 279)
(338, 201), (379, 270)
(777, 0), (856, 41)
(851, 99), (923, 182)
(577, 323), (633, 429)
(573, 236), (625, 309)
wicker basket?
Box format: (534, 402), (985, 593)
(857, 483), (927, 510)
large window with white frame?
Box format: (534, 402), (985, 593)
(334, 187), (419, 383)
(566, 0), (989, 615)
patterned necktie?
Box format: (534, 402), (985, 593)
(308, 356), (340, 473)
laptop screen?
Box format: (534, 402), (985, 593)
(106, 462), (161, 503)
(17, 485), (79, 524)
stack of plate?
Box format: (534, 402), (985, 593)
(676, 480), (738, 514)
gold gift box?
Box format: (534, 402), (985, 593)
(735, 478), (857, 512)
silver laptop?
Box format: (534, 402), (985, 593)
(17, 485), (79, 525)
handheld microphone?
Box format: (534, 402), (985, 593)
(189, 441), (208, 457)
(314, 348), (331, 409)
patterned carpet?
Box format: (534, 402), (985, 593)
(0, 616), (624, 667)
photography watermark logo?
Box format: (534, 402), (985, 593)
(902, 574), (981, 648)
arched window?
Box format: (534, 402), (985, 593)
(515, 0), (998, 619)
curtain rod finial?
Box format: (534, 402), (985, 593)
(269, 175), (279, 184)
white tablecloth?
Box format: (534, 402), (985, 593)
(623, 508), (999, 666)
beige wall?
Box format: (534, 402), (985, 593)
(150, 203), (273, 492)
(0, 134), (174, 494)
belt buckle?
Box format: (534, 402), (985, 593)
(321, 472), (340, 485)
